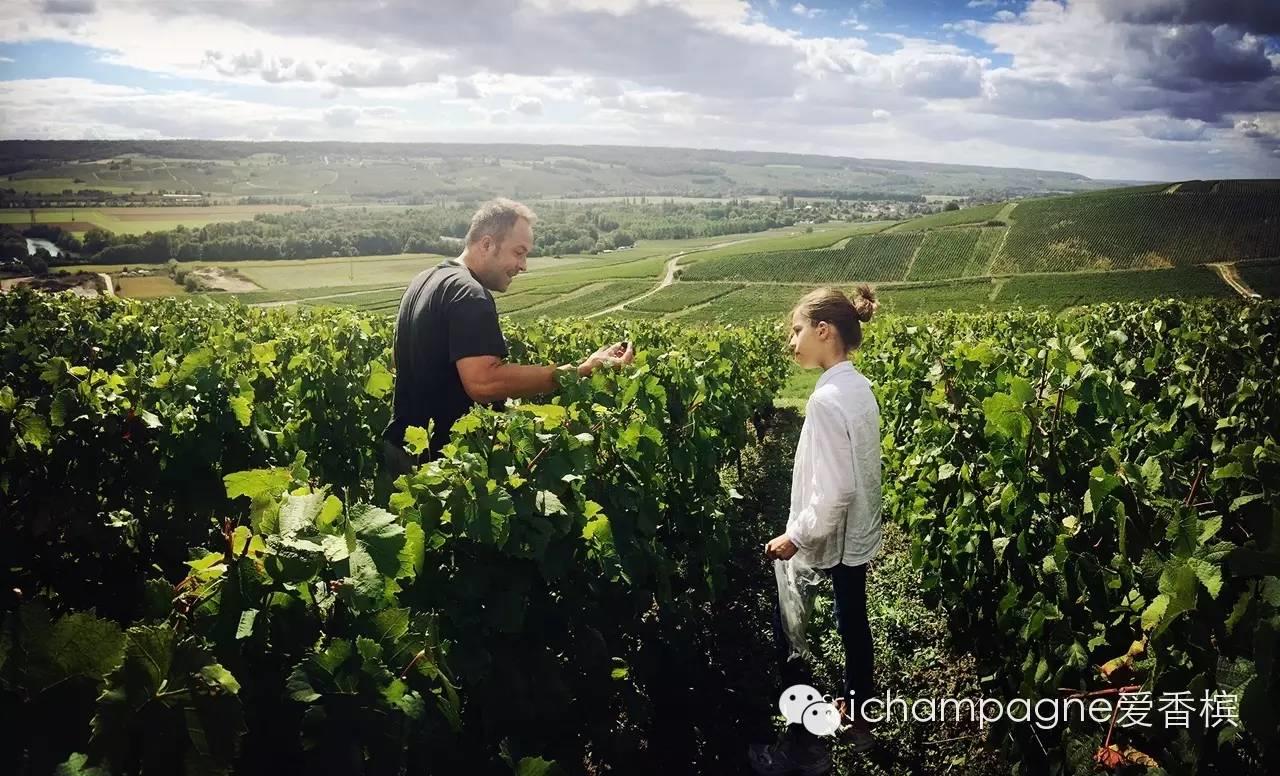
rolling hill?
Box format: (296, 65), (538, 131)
(676, 182), (1280, 286)
(0, 139), (1134, 203)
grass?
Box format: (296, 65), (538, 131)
(204, 254), (449, 289)
(673, 279), (1001, 323)
(775, 363), (819, 409)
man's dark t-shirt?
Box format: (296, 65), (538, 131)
(382, 258), (508, 460)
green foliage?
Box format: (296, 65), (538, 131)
(0, 290), (791, 774)
(860, 300), (1280, 771)
(0, 289), (393, 621)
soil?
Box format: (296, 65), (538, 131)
(188, 267), (261, 292)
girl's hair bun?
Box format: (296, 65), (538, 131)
(851, 283), (878, 323)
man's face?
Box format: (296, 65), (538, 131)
(480, 217), (532, 292)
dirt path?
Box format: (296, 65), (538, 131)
(986, 202), (1019, 272)
(585, 237), (758, 318)
(1208, 262), (1260, 299)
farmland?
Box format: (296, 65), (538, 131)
(10, 178), (1268, 328)
(12, 180), (1267, 328)
(992, 184), (1280, 273)
(671, 182), (1280, 294)
(0, 205), (306, 235)
(680, 233), (924, 283)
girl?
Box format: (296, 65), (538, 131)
(750, 285), (882, 774)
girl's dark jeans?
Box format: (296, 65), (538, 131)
(771, 561), (875, 723)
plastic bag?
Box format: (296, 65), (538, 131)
(774, 557), (826, 661)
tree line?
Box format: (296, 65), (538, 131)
(3, 200), (870, 265)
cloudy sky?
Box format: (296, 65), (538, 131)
(1, 0), (1277, 181)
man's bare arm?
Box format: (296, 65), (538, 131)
(456, 355), (581, 403)
(456, 341), (633, 404)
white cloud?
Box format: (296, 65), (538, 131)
(322, 105), (360, 128)
(0, 0), (1276, 179)
(0, 56), (14, 63)
(454, 77), (480, 99)
(511, 95), (543, 115)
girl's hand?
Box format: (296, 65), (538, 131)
(765, 534), (799, 560)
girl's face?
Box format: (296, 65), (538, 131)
(789, 310), (832, 369)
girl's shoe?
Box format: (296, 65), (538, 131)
(748, 726), (832, 775)
(834, 699), (876, 754)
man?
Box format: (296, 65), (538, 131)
(379, 198), (633, 483)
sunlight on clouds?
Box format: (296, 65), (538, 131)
(0, 0), (1275, 178)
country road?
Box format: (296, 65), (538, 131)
(1208, 262), (1260, 299)
(585, 237), (757, 318)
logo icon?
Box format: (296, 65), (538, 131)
(778, 684), (842, 736)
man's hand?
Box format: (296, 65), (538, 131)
(765, 533), (799, 561)
(578, 341), (635, 376)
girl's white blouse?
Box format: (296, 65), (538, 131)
(784, 359), (883, 569)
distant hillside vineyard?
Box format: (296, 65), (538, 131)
(680, 182), (1280, 283)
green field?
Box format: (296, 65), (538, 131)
(677, 221), (893, 265)
(0, 205), (306, 235)
(993, 185), (1280, 273)
(905, 228), (983, 281)
(1, 177), (135, 195)
(680, 233), (923, 283)
(511, 280), (655, 319)
(631, 265), (1240, 323)
(626, 282), (743, 313)
(993, 265), (1235, 308)
(883, 202), (1005, 232)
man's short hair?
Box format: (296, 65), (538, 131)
(466, 198), (537, 246)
